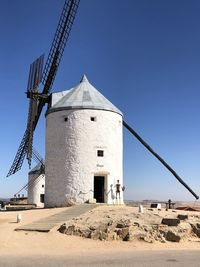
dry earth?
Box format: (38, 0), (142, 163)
(59, 205), (200, 243)
(1, 205), (200, 257)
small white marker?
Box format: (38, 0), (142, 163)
(139, 205), (144, 213)
(17, 213), (22, 223)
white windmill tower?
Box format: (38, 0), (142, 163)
(27, 161), (45, 208)
(45, 75), (124, 207)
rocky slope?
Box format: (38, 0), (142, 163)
(59, 205), (200, 243)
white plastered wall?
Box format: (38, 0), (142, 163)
(45, 109), (123, 207)
(27, 173), (45, 207)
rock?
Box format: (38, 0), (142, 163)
(89, 225), (97, 231)
(191, 223), (200, 238)
(65, 225), (76, 235)
(139, 234), (154, 243)
(59, 223), (80, 236)
(155, 233), (165, 242)
(116, 227), (130, 241)
(59, 224), (92, 238)
(116, 220), (131, 228)
(90, 230), (100, 240)
(99, 224), (108, 232)
(161, 218), (180, 226)
(116, 223), (125, 228)
(177, 214), (188, 220)
(96, 230), (107, 241)
(142, 225), (151, 232)
(178, 222), (192, 234)
(152, 225), (159, 230)
(121, 227), (129, 241)
(87, 229), (93, 237)
(106, 232), (117, 241)
(107, 220), (113, 226)
(125, 231), (134, 241)
(143, 236), (154, 243)
(152, 214), (160, 218)
(80, 228), (92, 238)
(59, 223), (67, 234)
(165, 231), (181, 242)
(115, 228), (121, 235)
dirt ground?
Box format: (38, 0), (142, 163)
(1, 205), (200, 257)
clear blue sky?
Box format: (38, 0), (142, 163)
(1, 0), (200, 201)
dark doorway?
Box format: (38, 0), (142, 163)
(94, 176), (105, 203)
(40, 194), (45, 203)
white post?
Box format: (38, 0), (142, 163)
(17, 213), (22, 223)
(139, 205), (144, 213)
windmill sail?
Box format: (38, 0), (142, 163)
(36, 0), (80, 126)
(6, 131), (28, 177)
(27, 55), (44, 92)
(123, 120), (199, 200)
(6, 0), (80, 177)
(26, 54), (44, 168)
(6, 55), (44, 177)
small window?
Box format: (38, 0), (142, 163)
(90, 117), (96, 122)
(97, 150), (104, 157)
(42, 184), (44, 188)
(64, 117), (68, 122)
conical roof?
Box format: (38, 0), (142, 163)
(47, 75), (122, 116)
(28, 161), (45, 175)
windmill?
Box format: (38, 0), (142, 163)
(6, 0), (80, 177)
(7, 0), (199, 205)
(14, 148), (45, 197)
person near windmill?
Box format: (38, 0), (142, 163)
(115, 180), (125, 203)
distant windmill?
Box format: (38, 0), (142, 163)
(7, 0), (199, 206)
(14, 147), (44, 197)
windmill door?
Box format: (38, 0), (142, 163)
(94, 176), (104, 203)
